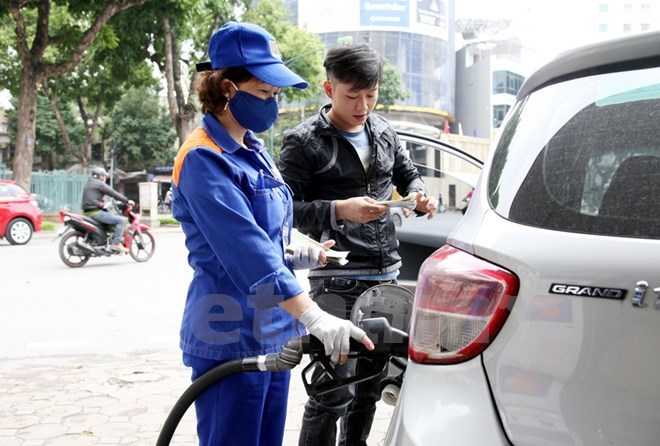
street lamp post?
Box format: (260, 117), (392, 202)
(109, 141), (116, 188)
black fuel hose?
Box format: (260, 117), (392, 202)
(155, 336), (305, 446)
(155, 359), (244, 446)
(155, 319), (408, 445)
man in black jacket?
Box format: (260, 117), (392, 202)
(81, 167), (131, 254)
(278, 43), (437, 446)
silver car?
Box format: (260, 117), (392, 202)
(386, 31), (660, 445)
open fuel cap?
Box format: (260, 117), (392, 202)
(350, 284), (414, 334)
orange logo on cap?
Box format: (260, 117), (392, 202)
(270, 40), (281, 58)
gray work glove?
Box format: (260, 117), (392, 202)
(285, 243), (326, 270)
(299, 303), (367, 364)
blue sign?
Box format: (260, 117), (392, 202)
(360, 0), (409, 27)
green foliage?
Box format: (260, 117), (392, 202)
(42, 221), (56, 231)
(1, 0), (328, 174)
(242, 0), (325, 103)
(242, 0), (289, 37)
(187, 0), (246, 65)
(108, 87), (177, 170)
(6, 95), (83, 168)
(159, 216), (180, 226)
(0, 9), (25, 94)
(379, 61), (411, 111)
(0, 1), (133, 96)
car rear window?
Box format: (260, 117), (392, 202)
(488, 66), (660, 240)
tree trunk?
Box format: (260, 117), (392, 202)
(12, 67), (39, 192)
(162, 17), (178, 131)
(162, 16), (198, 146)
(180, 104), (197, 141)
(76, 98), (102, 164)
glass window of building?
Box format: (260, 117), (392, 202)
(623, 23), (632, 32)
(493, 71), (524, 95)
(624, 3), (632, 13)
(641, 3), (651, 12)
(492, 104), (510, 128)
(316, 30), (449, 111)
(599, 3), (609, 13)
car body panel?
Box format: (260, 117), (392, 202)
(386, 30), (660, 446)
(0, 180), (43, 241)
(466, 210), (660, 445)
(386, 359), (509, 445)
(517, 30), (660, 100)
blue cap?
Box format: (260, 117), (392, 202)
(207, 21), (307, 89)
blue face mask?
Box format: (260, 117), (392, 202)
(228, 82), (279, 133)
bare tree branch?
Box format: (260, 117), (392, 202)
(42, 80), (85, 164)
(42, 0), (149, 79)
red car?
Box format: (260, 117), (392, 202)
(0, 179), (43, 245)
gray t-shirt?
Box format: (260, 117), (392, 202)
(337, 127), (372, 171)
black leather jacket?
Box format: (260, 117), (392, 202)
(278, 105), (427, 277)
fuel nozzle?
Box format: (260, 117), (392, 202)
(156, 318), (409, 446)
(300, 317), (409, 397)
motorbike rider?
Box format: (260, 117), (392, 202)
(81, 167), (132, 254)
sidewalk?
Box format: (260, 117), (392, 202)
(0, 351), (394, 445)
(10, 225), (395, 445)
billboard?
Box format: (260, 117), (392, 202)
(298, 0), (449, 40)
(416, 0), (447, 29)
(360, 0), (410, 27)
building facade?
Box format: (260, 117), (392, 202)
(284, 0), (456, 133)
(593, 0), (660, 38)
(454, 34), (533, 140)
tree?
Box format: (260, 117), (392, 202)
(379, 61), (411, 111)
(1, 0), (149, 191)
(242, 0), (326, 153)
(6, 95), (85, 170)
(242, 0), (325, 104)
(107, 87), (177, 170)
(134, 0), (248, 146)
(38, 11), (159, 168)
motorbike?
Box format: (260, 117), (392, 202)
(56, 200), (155, 268)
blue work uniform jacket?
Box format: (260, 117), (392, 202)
(171, 113), (303, 361)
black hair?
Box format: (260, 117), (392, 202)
(323, 42), (383, 91)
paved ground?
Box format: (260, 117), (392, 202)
(0, 352), (395, 445)
(1, 227), (395, 446)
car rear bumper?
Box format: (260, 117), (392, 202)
(385, 358), (509, 446)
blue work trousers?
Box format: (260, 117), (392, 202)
(183, 353), (290, 446)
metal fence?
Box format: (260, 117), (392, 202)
(0, 165), (87, 213)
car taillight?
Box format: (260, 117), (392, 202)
(409, 245), (519, 364)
